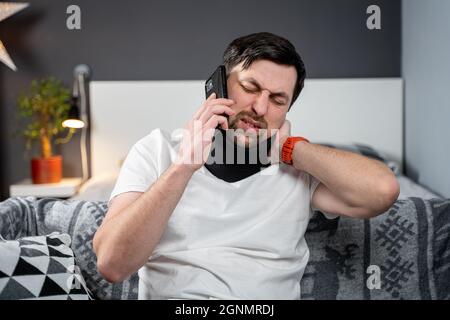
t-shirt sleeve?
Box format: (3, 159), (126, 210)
(309, 174), (339, 220)
(108, 135), (159, 205)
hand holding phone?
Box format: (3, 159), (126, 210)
(175, 72), (234, 171)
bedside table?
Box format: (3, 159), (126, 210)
(9, 178), (83, 198)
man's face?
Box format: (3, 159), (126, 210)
(226, 59), (297, 147)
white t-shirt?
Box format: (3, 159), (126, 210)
(109, 129), (323, 300)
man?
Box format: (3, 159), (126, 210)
(93, 32), (400, 299)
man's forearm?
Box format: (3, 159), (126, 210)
(95, 163), (194, 282)
(291, 141), (398, 209)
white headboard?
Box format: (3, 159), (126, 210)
(89, 78), (403, 177)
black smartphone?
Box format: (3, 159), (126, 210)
(205, 65), (228, 100)
(205, 65), (229, 130)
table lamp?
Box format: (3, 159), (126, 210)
(63, 64), (91, 182)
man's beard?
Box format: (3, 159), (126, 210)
(227, 110), (269, 148)
(211, 126), (274, 166)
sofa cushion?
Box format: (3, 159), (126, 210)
(0, 232), (91, 300)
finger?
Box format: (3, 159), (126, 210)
(205, 98), (235, 107)
(285, 119), (292, 130)
(269, 128), (283, 163)
(271, 129), (281, 150)
(193, 93), (217, 120)
(194, 95), (234, 120)
(283, 119), (291, 132)
(205, 114), (228, 131)
(199, 105), (235, 124)
(278, 120), (291, 139)
(193, 104), (207, 120)
(197, 98), (235, 121)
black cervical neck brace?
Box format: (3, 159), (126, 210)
(204, 129), (273, 183)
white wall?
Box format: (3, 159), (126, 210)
(402, 0), (450, 197)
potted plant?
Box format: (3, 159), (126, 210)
(17, 77), (75, 184)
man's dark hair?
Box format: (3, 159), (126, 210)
(223, 32), (306, 108)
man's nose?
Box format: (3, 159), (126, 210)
(251, 90), (270, 116)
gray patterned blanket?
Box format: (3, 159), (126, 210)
(1, 196), (449, 300)
(303, 198), (450, 299)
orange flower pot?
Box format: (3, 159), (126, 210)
(31, 155), (62, 184)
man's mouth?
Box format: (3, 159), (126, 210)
(239, 117), (262, 132)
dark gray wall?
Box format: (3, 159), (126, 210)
(0, 0), (401, 200)
(402, 0), (450, 198)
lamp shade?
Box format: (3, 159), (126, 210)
(62, 97), (85, 128)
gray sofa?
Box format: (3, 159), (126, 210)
(1, 196), (449, 300)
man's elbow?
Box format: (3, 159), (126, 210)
(380, 176), (401, 209)
(366, 176), (400, 218)
(94, 231), (129, 283)
(96, 256), (128, 284)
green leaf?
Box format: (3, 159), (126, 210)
(15, 76), (75, 152)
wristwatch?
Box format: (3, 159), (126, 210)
(281, 136), (310, 165)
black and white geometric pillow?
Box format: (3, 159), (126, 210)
(0, 232), (92, 300)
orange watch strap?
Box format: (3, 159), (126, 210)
(281, 136), (310, 165)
